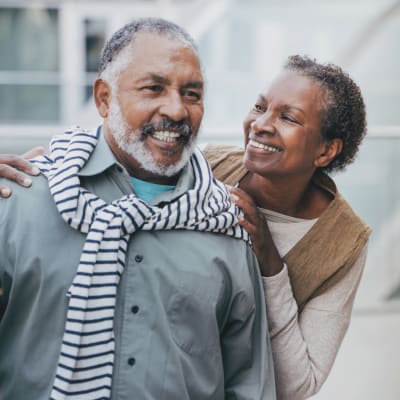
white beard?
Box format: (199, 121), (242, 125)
(107, 97), (196, 177)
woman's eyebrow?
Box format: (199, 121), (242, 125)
(282, 104), (305, 115)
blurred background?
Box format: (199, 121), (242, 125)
(0, 0), (399, 398)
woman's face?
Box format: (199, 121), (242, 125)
(243, 70), (328, 180)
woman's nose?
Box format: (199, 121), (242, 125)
(251, 112), (276, 135)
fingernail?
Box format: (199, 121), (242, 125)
(0, 188), (11, 198)
(22, 178), (32, 187)
(31, 167), (40, 175)
(230, 193), (239, 201)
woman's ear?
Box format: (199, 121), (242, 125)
(314, 138), (343, 168)
(93, 78), (111, 118)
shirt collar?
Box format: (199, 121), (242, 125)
(78, 126), (118, 177)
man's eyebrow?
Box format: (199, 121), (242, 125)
(137, 74), (203, 90)
(137, 74), (170, 85)
(257, 94), (266, 102)
(182, 81), (204, 90)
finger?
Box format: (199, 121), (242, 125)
(230, 191), (260, 223)
(21, 146), (45, 160)
(0, 164), (33, 187)
(0, 184), (11, 198)
(237, 214), (257, 236)
(0, 155), (40, 176)
(238, 214), (269, 260)
(229, 186), (256, 206)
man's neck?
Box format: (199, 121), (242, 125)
(129, 168), (180, 185)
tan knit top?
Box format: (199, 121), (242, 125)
(204, 144), (371, 309)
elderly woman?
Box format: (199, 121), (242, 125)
(204, 55), (371, 399)
(0, 55), (370, 400)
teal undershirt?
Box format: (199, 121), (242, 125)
(131, 176), (176, 203)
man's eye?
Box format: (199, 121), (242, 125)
(143, 85), (163, 93)
(183, 90), (201, 101)
(253, 104), (265, 112)
(282, 114), (298, 124)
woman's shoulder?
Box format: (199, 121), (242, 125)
(286, 175), (371, 307)
(315, 173), (371, 234)
(203, 144), (244, 163)
(202, 144), (247, 186)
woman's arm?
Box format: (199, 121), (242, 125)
(263, 245), (367, 400)
(0, 147), (44, 197)
(230, 185), (368, 399)
(230, 187), (284, 277)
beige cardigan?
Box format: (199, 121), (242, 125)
(204, 144), (371, 309)
(204, 143), (372, 399)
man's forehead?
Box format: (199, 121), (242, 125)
(124, 32), (203, 83)
(130, 31), (198, 59)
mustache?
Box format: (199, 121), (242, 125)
(140, 118), (193, 141)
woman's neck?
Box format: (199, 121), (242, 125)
(239, 171), (331, 219)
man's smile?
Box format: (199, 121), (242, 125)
(152, 130), (182, 143)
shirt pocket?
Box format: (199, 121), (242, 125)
(167, 271), (222, 356)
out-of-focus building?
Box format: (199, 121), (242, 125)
(1, 1), (399, 141)
(0, 0), (228, 149)
(0, 1), (400, 398)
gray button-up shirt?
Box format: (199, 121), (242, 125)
(0, 132), (275, 399)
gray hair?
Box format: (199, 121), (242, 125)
(99, 17), (198, 91)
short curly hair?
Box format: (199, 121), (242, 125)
(284, 55), (367, 173)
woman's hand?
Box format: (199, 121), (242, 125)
(0, 147), (45, 198)
(230, 186), (284, 277)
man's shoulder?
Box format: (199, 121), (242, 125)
(0, 174), (53, 223)
(156, 228), (252, 261)
(0, 173), (50, 200)
(172, 230), (258, 280)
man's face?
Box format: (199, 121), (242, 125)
(101, 32), (204, 182)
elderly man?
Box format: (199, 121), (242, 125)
(0, 18), (274, 400)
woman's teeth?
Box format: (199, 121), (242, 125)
(249, 139), (280, 152)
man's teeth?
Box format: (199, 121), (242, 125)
(249, 139), (280, 152)
(153, 131), (181, 142)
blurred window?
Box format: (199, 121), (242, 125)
(197, 0), (400, 131)
(84, 18), (106, 101)
(0, 7), (60, 123)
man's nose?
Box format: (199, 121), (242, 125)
(251, 112), (276, 135)
(159, 91), (188, 122)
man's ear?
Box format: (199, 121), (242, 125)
(94, 78), (111, 118)
(314, 138), (343, 168)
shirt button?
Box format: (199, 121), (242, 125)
(131, 305), (139, 314)
(135, 254), (143, 263)
(128, 357), (136, 366)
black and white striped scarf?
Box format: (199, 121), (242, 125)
(32, 127), (248, 400)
